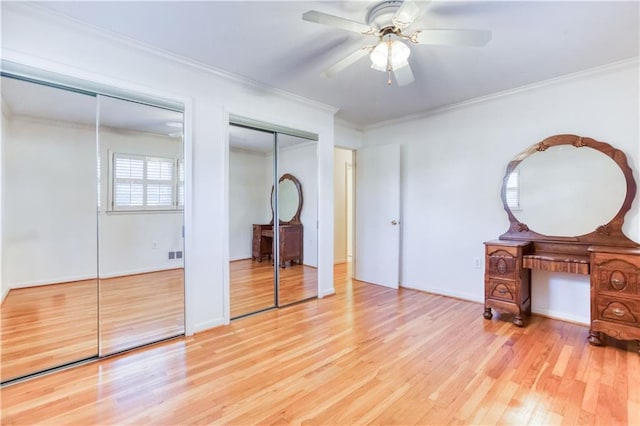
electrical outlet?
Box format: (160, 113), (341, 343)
(168, 251), (175, 259)
(474, 258), (482, 269)
(176, 251), (183, 259)
(152, 240), (158, 250)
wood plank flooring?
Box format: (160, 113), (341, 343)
(99, 269), (185, 355)
(2, 263), (638, 425)
(1, 269), (184, 382)
(0, 279), (98, 382)
(230, 259), (317, 318)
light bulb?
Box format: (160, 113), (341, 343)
(369, 40), (411, 72)
(370, 42), (388, 71)
(390, 40), (410, 70)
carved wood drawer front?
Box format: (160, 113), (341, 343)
(595, 296), (639, 326)
(594, 261), (639, 296)
(488, 279), (517, 302)
(487, 252), (517, 280)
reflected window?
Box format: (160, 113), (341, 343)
(111, 153), (182, 211)
(506, 170), (520, 210)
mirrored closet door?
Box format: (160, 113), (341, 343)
(229, 124), (277, 318)
(1, 76), (99, 382)
(97, 95), (185, 356)
(228, 119), (318, 319)
(275, 134), (318, 307)
(1, 74), (186, 383)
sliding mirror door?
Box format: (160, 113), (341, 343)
(1, 77), (98, 382)
(229, 125), (276, 318)
(97, 95), (185, 355)
(276, 134), (318, 306)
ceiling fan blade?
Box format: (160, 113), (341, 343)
(322, 47), (372, 78)
(393, 63), (415, 86)
(392, 0), (431, 30)
(303, 11), (376, 35)
(410, 29), (492, 46)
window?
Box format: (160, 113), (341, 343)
(111, 153), (183, 211)
(505, 170), (520, 210)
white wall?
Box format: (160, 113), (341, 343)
(1, 115), (185, 288)
(1, 98), (8, 300)
(98, 127), (184, 277)
(228, 149), (271, 261)
(2, 116), (98, 287)
(1, 3), (336, 331)
(363, 60), (640, 325)
(279, 142), (318, 267)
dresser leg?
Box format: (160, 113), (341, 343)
(588, 330), (604, 346)
(513, 315), (524, 327)
(483, 308), (493, 320)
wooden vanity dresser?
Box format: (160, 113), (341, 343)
(484, 135), (640, 352)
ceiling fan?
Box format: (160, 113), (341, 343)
(302, 0), (492, 86)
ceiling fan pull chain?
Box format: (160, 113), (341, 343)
(387, 36), (393, 85)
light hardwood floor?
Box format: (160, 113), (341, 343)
(0, 279), (98, 382)
(1, 269), (184, 382)
(230, 259), (317, 318)
(99, 269), (185, 355)
(2, 263), (638, 425)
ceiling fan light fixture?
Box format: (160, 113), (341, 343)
(370, 39), (410, 71)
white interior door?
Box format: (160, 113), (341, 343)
(354, 144), (400, 288)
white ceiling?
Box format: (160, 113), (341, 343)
(2, 76), (183, 136)
(32, 1), (640, 128)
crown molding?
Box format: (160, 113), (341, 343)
(362, 56), (640, 132)
(5, 3), (339, 116)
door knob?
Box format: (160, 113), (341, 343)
(391, 220), (398, 225)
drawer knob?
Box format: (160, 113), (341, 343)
(609, 271), (626, 290)
(497, 287), (507, 295)
(496, 258), (507, 274)
(612, 308), (625, 317)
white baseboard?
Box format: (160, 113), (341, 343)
(194, 317), (226, 334)
(319, 287), (335, 298)
(7, 273), (98, 290)
(402, 284), (483, 304)
(1, 286), (9, 304)
(98, 264), (184, 279)
(6, 264), (185, 290)
(401, 284), (590, 326)
(531, 307), (589, 326)
(334, 258), (347, 264)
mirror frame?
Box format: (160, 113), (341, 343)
(500, 134), (638, 247)
(270, 173), (303, 225)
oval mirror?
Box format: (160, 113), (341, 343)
(278, 178), (299, 223)
(501, 134), (637, 244)
(270, 173), (303, 224)
(511, 145), (626, 236)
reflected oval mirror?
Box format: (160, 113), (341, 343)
(278, 179), (299, 223)
(501, 135), (637, 242)
(270, 173), (303, 224)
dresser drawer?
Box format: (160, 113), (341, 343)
(486, 253), (517, 280)
(594, 296), (640, 326)
(593, 261), (639, 296)
(486, 279), (517, 302)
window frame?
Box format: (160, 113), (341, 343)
(108, 151), (184, 213)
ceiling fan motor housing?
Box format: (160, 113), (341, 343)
(367, 0), (403, 30)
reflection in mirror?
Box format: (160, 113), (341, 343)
(1, 77), (98, 382)
(276, 135), (318, 306)
(509, 145), (626, 237)
(97, 95), (184, 355)
(229, 124), (276, 318)
(278, 178), (299, 223)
